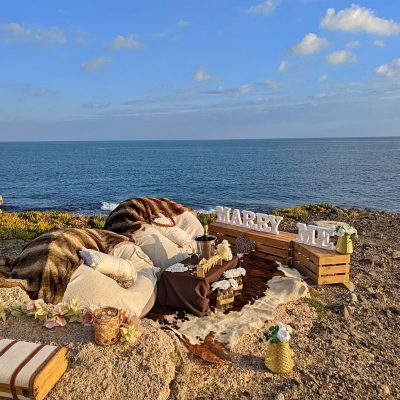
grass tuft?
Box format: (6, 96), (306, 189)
(304, 296), (332, 318)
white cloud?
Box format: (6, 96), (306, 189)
(287, 33), (329, 55)
(346, 40), (360, 48)
(177, 19), (191, 27)
(373, 40), (385, 48)
(326, 50), (357, 65)
(80, 57), (112, 72)
(34, 87), (49, 96)
(204, 80), (279, 96)
(320, 5), (400, 36)
(246, 0), (276, 16)
(278, 60), (287, 72)
(319, 74), (328, 82)
(193, 66), (218, 82)
(375, 58), (400, 77)
(0, 22), (66, 46)
(109, 35), (141, 49)
(82, 102), (111, 109)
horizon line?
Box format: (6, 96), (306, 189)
(1, 135), (400, 143)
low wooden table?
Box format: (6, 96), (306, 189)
(157, 256), (239, 317)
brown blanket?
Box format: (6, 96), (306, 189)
(0, 228), (131, 304)
(105, 197), (195, 238)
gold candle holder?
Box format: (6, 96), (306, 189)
(93, 307), (120, 346)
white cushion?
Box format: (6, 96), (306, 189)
(153, 214), (191, 247)
(64, 242), (159, 317)
(79, 248), (137, 283)
(132, 225), (188, 273)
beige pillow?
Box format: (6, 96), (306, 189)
(79, 248), (137, 285)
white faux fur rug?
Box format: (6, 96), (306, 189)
(167, 265), (309, 348)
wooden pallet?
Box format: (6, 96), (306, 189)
(209, 222), (297, 264)
(292, 241), (350, 284)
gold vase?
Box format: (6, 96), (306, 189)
(265, 341), (294, 374)
(336, 235), (353, 254)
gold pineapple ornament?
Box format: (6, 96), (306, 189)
(336, 235), (353, 254)
(263, 323), (294, 374)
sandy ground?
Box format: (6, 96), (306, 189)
(1, 206), (399, 400)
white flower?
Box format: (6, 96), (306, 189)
(223, 269), (239, 279)
(237, 267), (246, 277)
(211, 279), (231, 291)
(228, 278), (238, 289)
(337, 227), (346, 237)
(277, 328), (291, 342)
(277, 322), (293, 334)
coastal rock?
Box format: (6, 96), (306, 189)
(0, 287), (30, 304)
(392, 251), (400, 260)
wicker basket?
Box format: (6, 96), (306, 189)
(93, 307), (120, 346)
(265, 341), (294, 374)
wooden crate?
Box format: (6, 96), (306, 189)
(293, 241), (350, 284)
(209, 222), (297, 264)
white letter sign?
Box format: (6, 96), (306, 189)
(296, 223), (335, 250)
(215, 206), (282, 235)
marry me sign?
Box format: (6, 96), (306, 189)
(216, 206), (335, 250)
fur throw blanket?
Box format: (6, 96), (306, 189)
(105, 197), (195, 238)
(0, 228), (131, 304)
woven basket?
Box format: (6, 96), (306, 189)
(93, 307), (120, 346)
(265, 341), (294, 374)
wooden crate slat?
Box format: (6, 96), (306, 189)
(242, 230), (294, 249)
(319, 264), (350, 275)
(293, 241), (350, 265)
(317, 274), (349, 285)
(255, 243), (288, 258)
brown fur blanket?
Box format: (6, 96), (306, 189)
(105, 197), (195, 238)
(0, 228), (131, 304)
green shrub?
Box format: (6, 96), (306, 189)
(0, 211), (107, 240)
(272, 203), (336, 220)
(197, 213), (217, 226)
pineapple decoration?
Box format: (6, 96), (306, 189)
(263, 323), (294, 374)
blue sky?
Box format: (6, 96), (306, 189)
(0, 0), (399, 140)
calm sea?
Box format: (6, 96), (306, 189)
(0, 138), (399, 214)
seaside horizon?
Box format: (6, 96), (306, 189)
(1, 135), (400, 143)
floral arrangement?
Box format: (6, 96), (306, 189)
(223, 267), (246, 279)
(263, 322), (293, 343)
(217, 240), (233, 261)
(0, 298), (143, 345)
(335, 223), (357, 240)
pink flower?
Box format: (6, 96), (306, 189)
(120, 310), (134, 325)
(53, 302), (67, 316)
(25, 300), (36, 312)
(44, 316), (67, 329)
(82, 309), (94, 327)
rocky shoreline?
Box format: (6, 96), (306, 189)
(1, 206), (399, 399)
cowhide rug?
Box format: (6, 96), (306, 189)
(148, 255), (309, 363)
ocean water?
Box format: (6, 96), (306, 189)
(0, 138), (399, 214)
